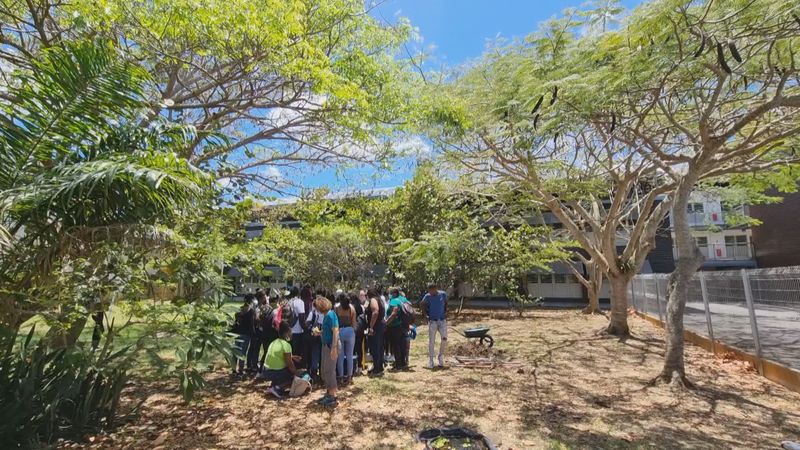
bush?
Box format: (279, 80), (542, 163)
(0, 324), (136, 448)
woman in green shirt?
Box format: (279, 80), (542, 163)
(264, 321), (300, 398)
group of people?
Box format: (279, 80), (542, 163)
(229, 283), (449, 407)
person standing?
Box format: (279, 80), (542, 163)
(286, 286), (306, 364)
(365, 288), (385, 377)
(231, 295), (256, 375)
(334, 292), (357, 384)
(384, 287), (409, 371)
(304, 300), (324, 383)
(352, 290), (367, 374)
(420, 283), (448, 369)
(315, 297), (339, 407)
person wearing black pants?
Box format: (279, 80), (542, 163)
(365, 289), (385, 376)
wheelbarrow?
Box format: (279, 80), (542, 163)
(459, 327), (494, 348)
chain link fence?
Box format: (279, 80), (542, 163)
(630, 267), (800, 373)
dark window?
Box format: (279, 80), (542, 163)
(687, 203), (705, 213)
(554, 274), (567, 284)
(725, 235), (748, 245)
(540, 274), (553, 284)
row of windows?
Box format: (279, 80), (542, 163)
(529, 273), (580, 284)
(694, 235), (749, 246)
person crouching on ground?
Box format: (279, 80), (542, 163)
(264, 321), (300, 398)
(315, 296), (339, 406)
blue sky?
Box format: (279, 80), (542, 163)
(299, 0), (643, 196)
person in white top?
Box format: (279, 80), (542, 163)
(286, 286), (306, 363)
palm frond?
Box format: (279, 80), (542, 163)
(0, 40), (148, 190)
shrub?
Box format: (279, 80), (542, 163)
(0, 324), (136, 447)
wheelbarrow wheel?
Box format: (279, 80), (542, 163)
(480, 335), (494, 348)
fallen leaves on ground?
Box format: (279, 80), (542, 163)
(61, 311), (800, 450)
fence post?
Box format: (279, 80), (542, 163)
(699, 271), (715, 355)
(741, 269), (764, 375)
(654, 274), (664, 323)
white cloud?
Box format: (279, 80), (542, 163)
(394, 135), (432, 157)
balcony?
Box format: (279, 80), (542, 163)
(687, 211), (724, 227)
(674, 242), (756, 269)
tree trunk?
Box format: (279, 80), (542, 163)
(606, 275), (631, 336)
(45, 314), (88, 348)
(583, 283), (602, 314)
(659, 177), (703, 387)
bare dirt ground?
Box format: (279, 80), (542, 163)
(64, 310), (800, 450)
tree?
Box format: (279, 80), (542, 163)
(440, 18), (677, 335)
(598, 0), (800, 385)
(0, 40), (209, 331)
(1, 0), (427, 195)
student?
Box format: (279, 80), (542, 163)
(286, 286), (306, 363)
(384, 287), (409, 371)
(263, 321), (301, 398)
(256, 291), (278, 371)
(247, 295), (266, 374)
(335, 292), (357, 384)
(421, 283), (448, 369)
(304, 299), (324, 382)
(365, 288), (385, 377)
(316, 297), (339, 406)
(352, 291), (367, 374)
(231, 295), (256, 375)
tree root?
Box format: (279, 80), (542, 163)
(603, 322), (630, 338)
(581, 305), (606, 316)
(648, 370), (695, 390)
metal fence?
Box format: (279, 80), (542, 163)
(630, 267), (800, 373)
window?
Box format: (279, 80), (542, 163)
(554, 274), (567, 284)
(530, 274), (539, 283)
(694, 237), (708, 246)
(725, 235), (748, 245)
(567, 274), (579, 284)
(540, 274), (553, 284)
(687, 203), (705, 213)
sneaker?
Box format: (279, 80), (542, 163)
(368, 370), (384, 378)
(438, 356), (445, 367)
(320, 396), (337, 407)
(268, 386), (284, 399)
(426, 360), (435, 370)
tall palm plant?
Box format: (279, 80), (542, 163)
(0, 40), (210, 330)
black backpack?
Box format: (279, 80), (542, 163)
(400, 301), (416, 327)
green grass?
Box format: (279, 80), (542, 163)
(17, 301), (242, 377)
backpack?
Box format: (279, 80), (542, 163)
(281, 300), (299, 329)
(400, 301), (416, 327)
(288, 375), (311, 397)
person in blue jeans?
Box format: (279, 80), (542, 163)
(334, 292), (357, 384)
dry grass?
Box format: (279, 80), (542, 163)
(64, 310), (800, 450)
